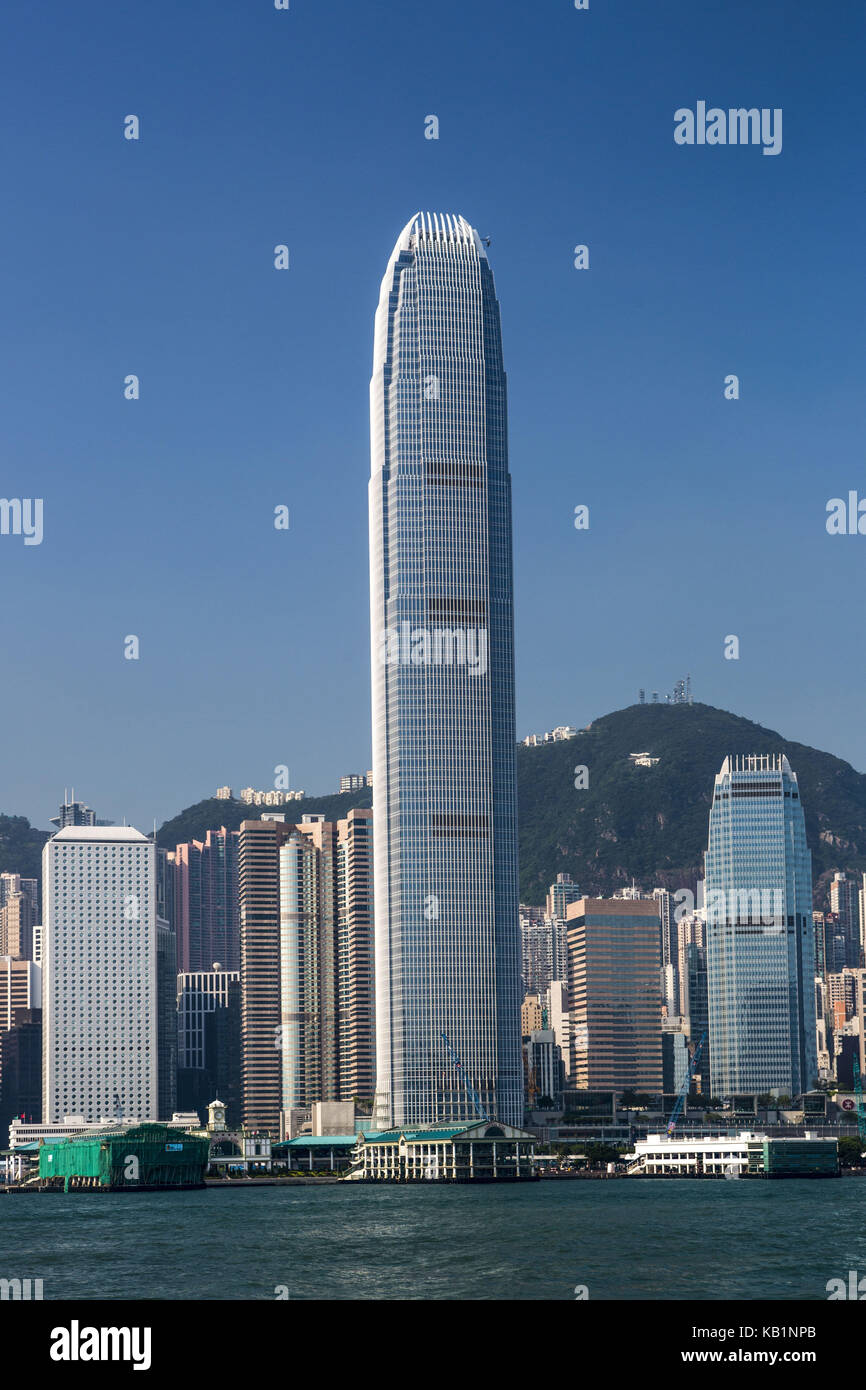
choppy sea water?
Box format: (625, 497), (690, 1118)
(3, 1179), (863, 1300)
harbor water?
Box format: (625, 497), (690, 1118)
(3, 1178), (865, 1300)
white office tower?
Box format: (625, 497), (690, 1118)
(43, 827), (157, 1123)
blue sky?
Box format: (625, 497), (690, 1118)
(1, 0), (863, 832)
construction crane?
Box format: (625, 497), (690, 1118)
(666, 1033), (706, 1136)
(441, 1032), (490, 1122)
(853, 1057), (866, 1156)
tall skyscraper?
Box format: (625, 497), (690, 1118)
(173, 828), (240, 973)
(704, 755), (817, 1097)
(155, 846), (178, 1119)
(238, 818), (281, 1131)
(682, 941), (709, 1091)
(156, 915), (178, 1120)
(369, 212), (522, 1128)
(177, 967), (242, 1125)
(43, 826), (157, 1122)
(653, 888), (678, 1017)
(566, 897), (663, 1092)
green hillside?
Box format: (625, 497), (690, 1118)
(0, 814), (50, 887)
(517, 702), (866, 905)
(154, 704), (866, 908)
(156, 788), (372, 852)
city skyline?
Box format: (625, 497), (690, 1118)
(3, 0), (865, 1326)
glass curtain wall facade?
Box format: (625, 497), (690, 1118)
(369, 212), (522, 1127)
(704, 754), (817, 1096)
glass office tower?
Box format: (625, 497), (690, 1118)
(704, 754), (817, 1097)
(369, 212), (522, 1128)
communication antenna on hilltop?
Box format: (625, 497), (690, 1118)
(686, 673), (693, 705)
(639, 689), (645, 705)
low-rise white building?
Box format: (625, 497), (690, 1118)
(626, 1132), (757, 1176)
(626, 1130), (838, 1177)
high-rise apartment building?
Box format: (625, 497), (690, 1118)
(676, 913), (705, 1018)
(238, 818), (282, 1130)
(335, 808), (375, 1102)
(43, 826), (157, 1122)
(546, 873), (581, 923)
(566, 897), (663, 1091)
(239, 810), (374, 1131)
(653, 888), (678, 1017)
(519, 910), (564, 998)
(339, 773), (373, 794)
(704, 755), (817, 1097)
(826, 968), (859, 1019)
(0, 876), (37, 960)
(830, 872), (861, 969)
(173, 828), (240, 973)
(49, 796), (110, 830)
(813, 911), (828, 981)
(369, 212), (521, 1128)
(0, 874), (38, 908)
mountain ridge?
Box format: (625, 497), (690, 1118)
(154, 703), (866, 907)
(4, 704), (863, 908)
